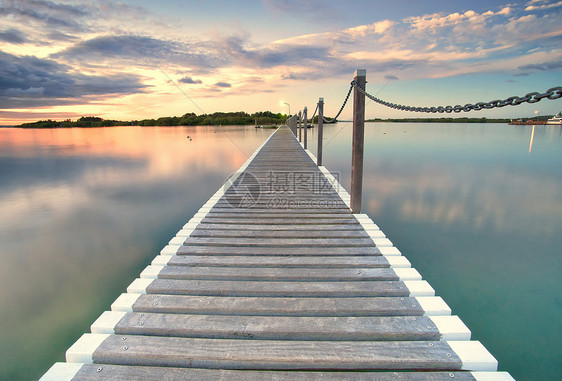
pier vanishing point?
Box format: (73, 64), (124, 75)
(41, 124), (514, 380)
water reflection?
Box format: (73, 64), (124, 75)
(529, 125), (535, 153)
(314, 122), (562, 381)
(0, 126), (272, 380)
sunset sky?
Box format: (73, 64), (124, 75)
(0, 0), (561, 125)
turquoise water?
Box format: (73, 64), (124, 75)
(0, 123), (560, 380)
(311, 122), (562, 380)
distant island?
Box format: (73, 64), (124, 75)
(14, 113), (555, 128)
(15, 111), (288, 128)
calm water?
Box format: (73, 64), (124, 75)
(0, 123), (560, 380)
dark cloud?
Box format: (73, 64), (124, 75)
(179, 76), (202, 84)
(384, 74), (399, 81)
(54, 35), (230, 69)
(0, 51), (147, 108)
(282, 73), (297, 80)
(0, 28), (28, 44)
(54, 33), (333, 74)
(215, 34), (332, 68)
(0, 0), (91, 33)
(215, 82), (232, 88)
(46, 30), (80, 42)
(518, 60), (562, 72)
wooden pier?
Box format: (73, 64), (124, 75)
(41, 127), (513, 380)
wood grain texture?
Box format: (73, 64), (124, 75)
(114, 313), (441, 341)
(131, 295), (425, 316)
(145, 279), (410, 297)
(182, 237), (375, 247)
(165, 255), (390, 268)
(189, 229), (370, 239)
(156, 266), (399, 281)
(73, 364), (477, 381)
(176, 245), (381, 256)
(92, 335), (463, 370)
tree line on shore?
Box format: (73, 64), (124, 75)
(16, 113), (527, 128)
(15, 111), (288, 128)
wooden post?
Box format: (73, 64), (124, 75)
(298, 111), (302, 142)
(351, 69), (366, 214)
(303, 107), (308, 149)
(317, 98), (324, 166)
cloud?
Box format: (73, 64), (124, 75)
(0, 51), (147, 108)
(385, 75), (399, 81)
(0, 0), (92, 34)
(525, 1), (562, 11)
(54, 35), (230, 69)
(344, 20), (395, 37)
(518, 60), (562, 72)
(179, 76), (202, 84)
(214, 82), (231, 88)
(0, 28), (28, 44)
(282, 73), (299, 80)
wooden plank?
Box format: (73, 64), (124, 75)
(151, 266), (400, 281)
(49, 363), (484, 380)
(189, 229), (369, 239)
(176, 245), (381, 256)
(182, 237), (375, 247)
(145, 279), (414, 297)
(164, 255), (390, 268)
(209, 203), (350, 210)
(201, 217), (358, 225)
(192, 223), (364, 231)
(91, 335), (463, 370)
(129, 295), (427, 316)
(111, 313), (441, 341)
(204, 211), (352, 218)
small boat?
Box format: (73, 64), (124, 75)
(255, 124), (279, 129)
(546, 113), (562, 125)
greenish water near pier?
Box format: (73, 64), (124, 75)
(0, 123), (560, 380)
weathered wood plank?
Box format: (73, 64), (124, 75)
(113, 313), (440, 341)
(130, 295), (426, 316)
(189, 229), (369, 239)
(182, 237), (375, 247)
(176, 245), (381, 256)
(164, 255), (390, 268)
(192, 223), (365, 231)
(66, 363), (482, 380)
(92, 335), (463, 370)
(201, 217), (359, 225)
(203, 211), (352, 218)
(145, 279), (413, 297)
(152, 266), (400, 281)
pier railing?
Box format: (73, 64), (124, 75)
(288, 70), (561, 214)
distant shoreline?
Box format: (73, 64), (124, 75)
(10, 115), (558, 129)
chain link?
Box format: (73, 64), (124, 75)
(351, 81), (562, 113)
(322, 83), (354, 123)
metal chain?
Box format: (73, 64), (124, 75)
(322, 83), (354, 123)
(351, 81), (562, 113)
(310, 104), (318, 123)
